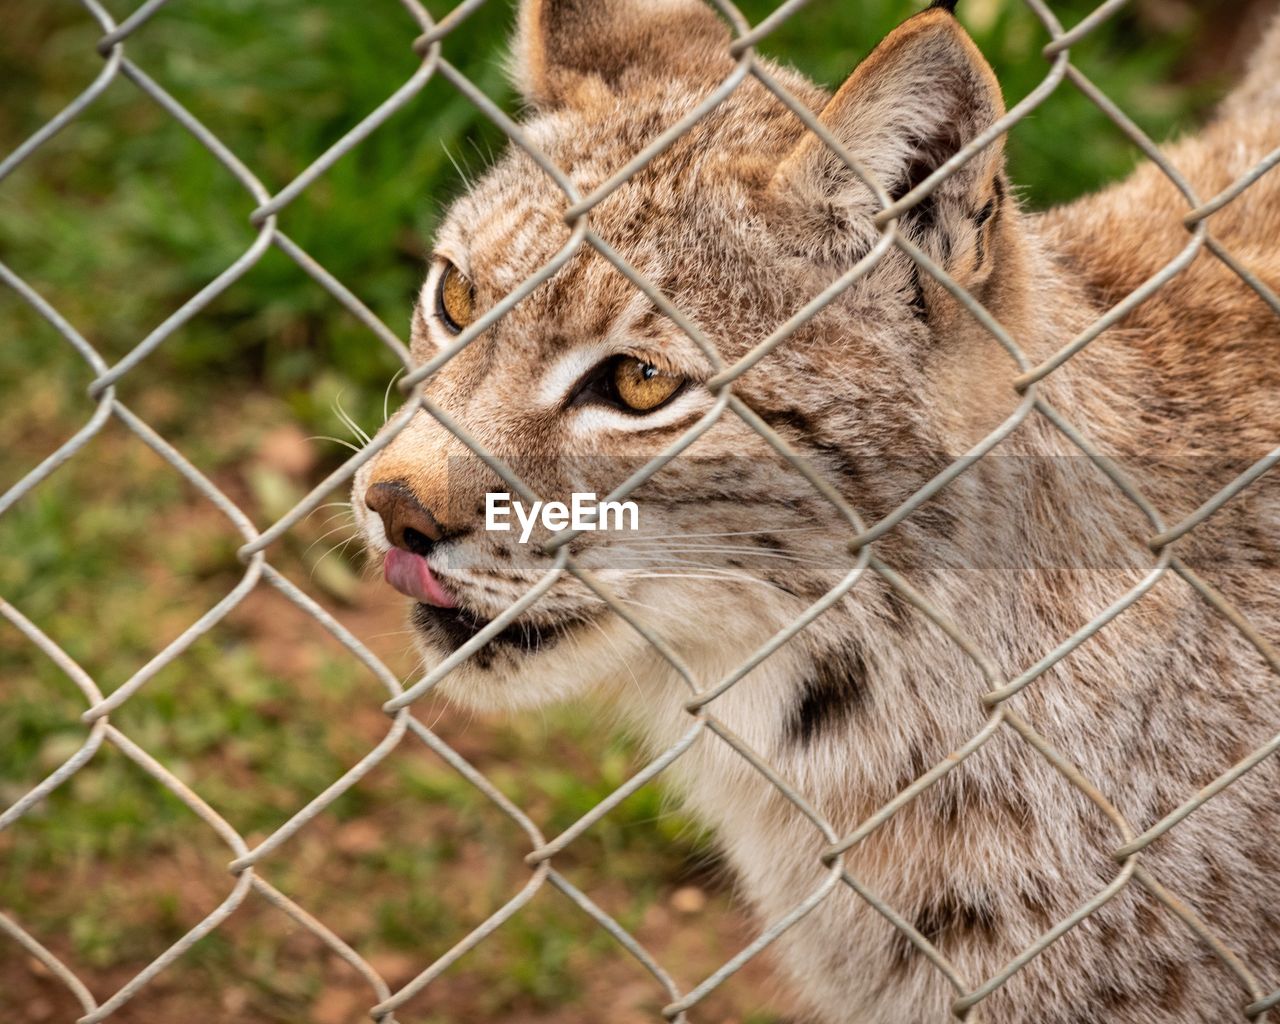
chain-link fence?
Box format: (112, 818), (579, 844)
(3, 0), (1279, 1021)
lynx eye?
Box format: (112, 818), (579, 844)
(570, 356), (686, 415)
(614, 357), (681, 412)
(573, 353), (691, 414)
(436, 261), (475, 334)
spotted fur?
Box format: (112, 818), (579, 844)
(354, 3), (1280, 1021)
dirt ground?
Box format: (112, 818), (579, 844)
(1, 416), (797, 1023)
(3, 570), (799, 1023)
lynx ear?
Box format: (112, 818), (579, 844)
(512, 0), (730, 109)
(774, 7), (1006, 276)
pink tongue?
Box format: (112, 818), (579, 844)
(383, 548), (457, 608)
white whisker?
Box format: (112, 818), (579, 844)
(442, 141), (475, 191)
(607, 545), (833, 566)
(309, 533), (360, 580)
(620, 571), (794, 591)
(309, 434), (363, 454)
(383, 367), (406, 424)
(584, 616), (645, 703)
(638, 526), (824, 540)
(602, 594), (668, 616)
(333, 392), (371, 446)
(311, 509), (357, 530)
(303, 521), (358, 558)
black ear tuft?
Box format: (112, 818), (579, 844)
(929, 0), (959, 13)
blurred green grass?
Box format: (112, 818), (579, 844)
(0, 0), (1215, 433)
(0, 0), (1229, 1020)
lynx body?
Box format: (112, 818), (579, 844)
(354, 3), (1280, 1020)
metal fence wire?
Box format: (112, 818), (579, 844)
(3, 0), (1280, 1021)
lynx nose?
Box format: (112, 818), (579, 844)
(365, 481), (442, 557)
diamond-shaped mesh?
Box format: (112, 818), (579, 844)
(2, 0), (1278, 1021)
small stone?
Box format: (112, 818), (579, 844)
(221, 987), (250, 1014)
(670, 885), (707, 914)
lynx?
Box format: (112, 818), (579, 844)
(353, 1), (1280, 1021)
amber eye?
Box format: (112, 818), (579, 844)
(612, 357), (682, 412)
(436, 261), (475, 334)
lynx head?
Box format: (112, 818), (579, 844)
(354, 0), (1023, 714)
